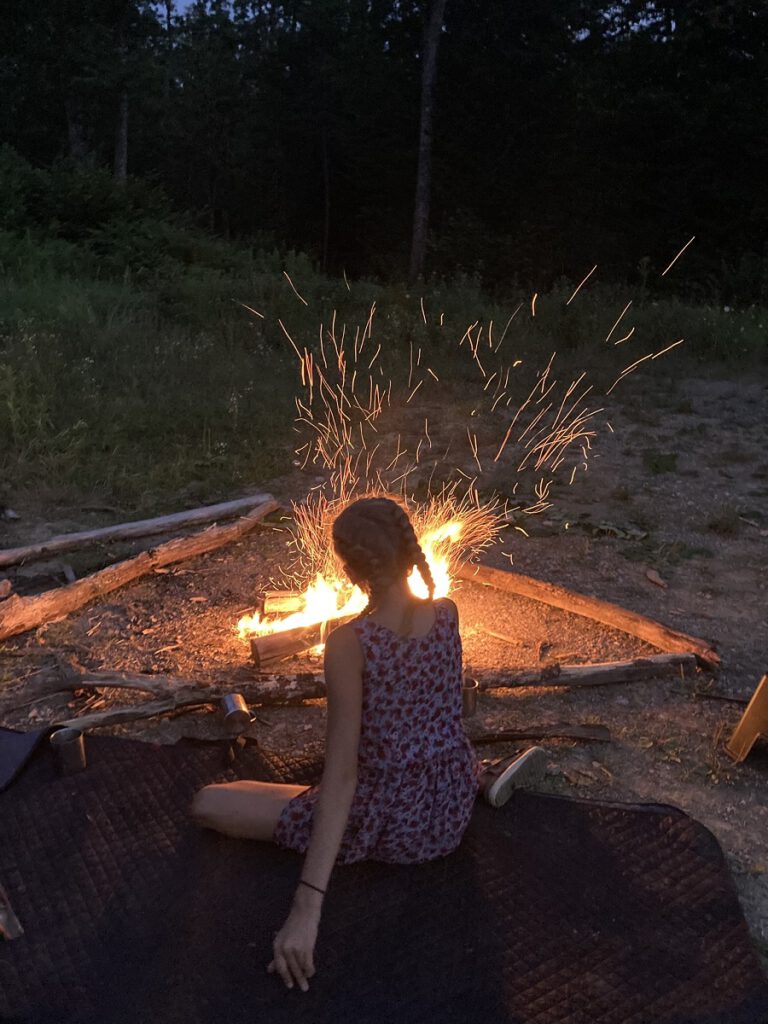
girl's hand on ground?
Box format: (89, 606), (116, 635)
(267, 897), (320, 992)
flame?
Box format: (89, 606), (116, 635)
(238, 518), (463, 640)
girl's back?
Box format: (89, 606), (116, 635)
(275, 597), (478, 864)
(352, 598), (468, 768)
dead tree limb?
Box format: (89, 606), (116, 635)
(5, 652), (694, 720)
(18, 667), (326, 706)
(459, 563), (720, 670)
(0, 493), (277, 569)
(55, 699), (185, 731)
(472, 723), (611, 744)
(476, 653), (697, 689)
(0, 499), (279, 642)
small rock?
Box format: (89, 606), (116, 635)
(0, 579), (12, 600)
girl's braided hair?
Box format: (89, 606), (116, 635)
(332, 497), (435, 603)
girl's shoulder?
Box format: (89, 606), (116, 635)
(434, 596), (459, 626)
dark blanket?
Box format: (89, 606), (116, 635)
(0, 733), (766, 1024)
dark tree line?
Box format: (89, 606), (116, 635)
(1, 1), (766, 298)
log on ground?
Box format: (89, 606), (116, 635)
(472, 723), (611, 744)
(0, 498), (279, 642)
(476, 652), (697, 689)
(459, 563), (720, 670)
(0, 493), (276, 569)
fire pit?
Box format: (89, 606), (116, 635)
(240, 493), (503, 668)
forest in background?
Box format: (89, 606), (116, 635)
(2, 0), (767, 298)
(1, 2), (766, 508)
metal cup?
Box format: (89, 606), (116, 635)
(220, 693), (252, 734)
(50, 728), (86, 775)
(462, 677), (479, 718)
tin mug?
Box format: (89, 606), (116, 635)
(50, 727), (87, 775)
(220, 693), (252, 734)
(461, 677), (479, 718)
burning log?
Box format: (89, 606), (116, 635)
(459, 563), (720, 671)
(0, 493), (276, 569)
(0, 498), (279, 642)
(261, 590), (304, 615)
(249, 614), (356, 668)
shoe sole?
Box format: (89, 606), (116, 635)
(485, 746), (547, 808)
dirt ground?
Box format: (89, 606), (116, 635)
(1, 369), (766, 966)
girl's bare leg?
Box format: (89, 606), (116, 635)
(191, 780), (308, 842)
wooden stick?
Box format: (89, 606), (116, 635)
(694, 691), (748, 706)
(458, 563), (720, 670)
(55, 698), (184, 730)
(249, 614), (355, 668)
(262, 591), (304, 615)
(476, 652), (697, 689)
(12, 666), (326, 706)
(0, 494), (277, 569)
(472, 723), (610, 744)
(0, 499), (279, 642)
(6, 653), (694, 721)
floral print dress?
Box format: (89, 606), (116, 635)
(273, 598), (480, 864)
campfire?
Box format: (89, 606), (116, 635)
(239, 489), (505, 669)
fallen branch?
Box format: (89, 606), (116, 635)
(472, 723), (610, 744)
(17, 666), (326, 706)
(476, 652), (697, 689)
(55, 698), (187, 731)
(6, 652), (696, 722)
(694, 691), (749, 706)
(0, 499), (279, 642)
(459, 563), (720, 670)
(0, 493), (277, 569)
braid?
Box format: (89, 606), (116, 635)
(390, 503), (435, 600)
(332, 496), (434, 602)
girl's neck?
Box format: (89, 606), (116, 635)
(366, 579), (434, 638)
(368, 579), (413, 616)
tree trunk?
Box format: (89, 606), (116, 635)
(321, 126), (331, 272)
(408, 0), (448, 283)
(165, 3), (174, 67)
(114, 91), (129, 183)
(65, 94), (89, 163)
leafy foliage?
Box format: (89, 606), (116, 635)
(1, 2), (766, 298)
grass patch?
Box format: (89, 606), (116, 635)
(1, 186), (766, 508)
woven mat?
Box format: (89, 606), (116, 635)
(1, 735), (766, 1024)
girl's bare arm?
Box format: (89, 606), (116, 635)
(268, 623), (363, 991)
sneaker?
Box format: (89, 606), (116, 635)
(481, 746), (547, 808)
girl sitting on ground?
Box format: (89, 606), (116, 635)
(191, 496), (545, 993)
